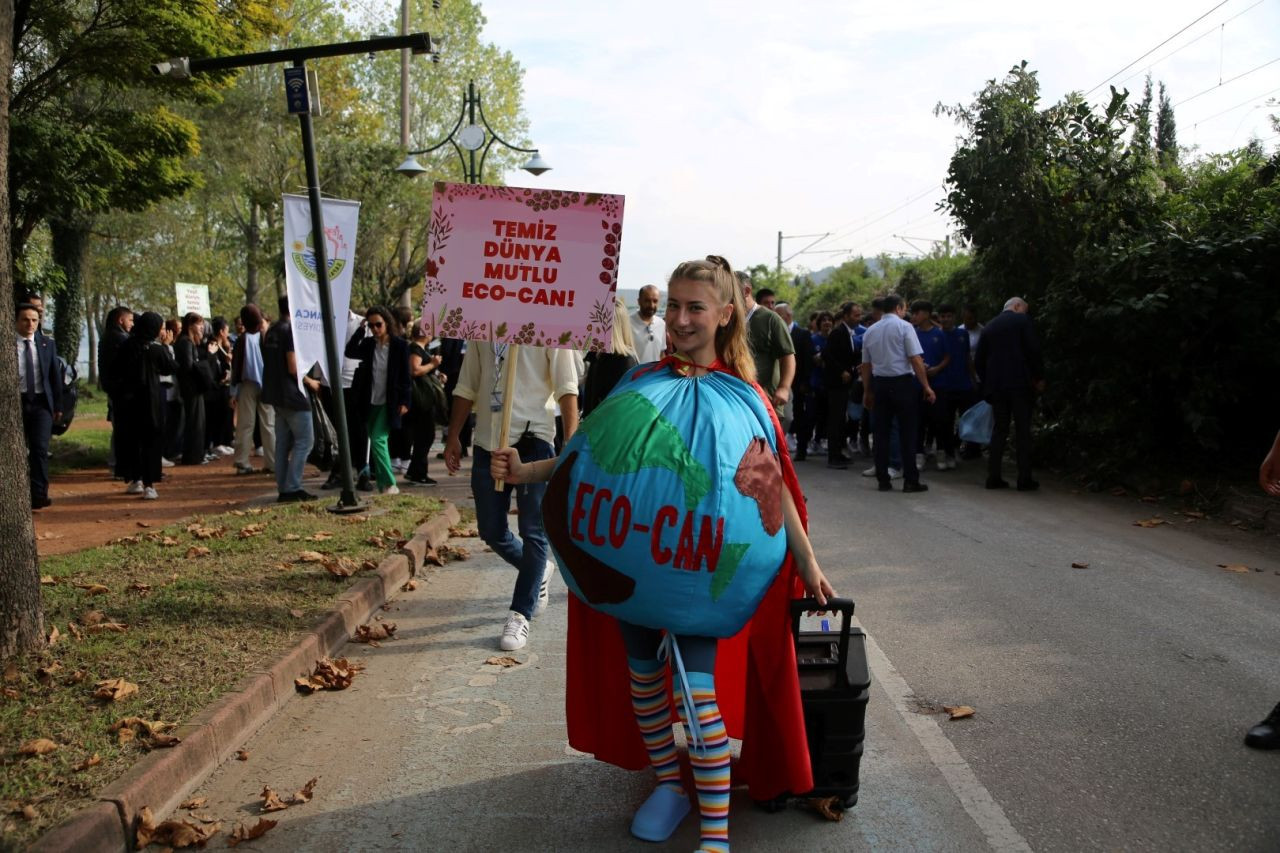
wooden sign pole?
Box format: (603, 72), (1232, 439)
(494, 343), (521, 491)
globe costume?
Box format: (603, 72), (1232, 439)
(546, 354), (813, 849)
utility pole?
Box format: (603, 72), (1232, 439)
(777, 230), (831, 277)
(397, 0), (413, 310)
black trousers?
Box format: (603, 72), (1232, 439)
(319, 385), (368, 476)
(919, 395), (954, 457)
(791, 387), (814, 452)
(180, 392), (206, 464)
(826, 385), (851, 459)
(988, 389), (1034, 484)
(21, 394), (52, 501)
(405, 405), (435, 481)
(872, 375), (921, 485)
(117, 406), (162, 487)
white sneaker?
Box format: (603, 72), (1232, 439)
(125, 480), (144, 494)
(940, 455), (957, 471)
(861, 465), (876, 477)
(916, 453), (926, 471)
(499, 611), (529, 651)
(160, 457), (175, 468)
(382, 485), (401, 495)
(254, 446), (264, 457)
(216, 445), (235, 456)
(143, 487), (158, 500)
(534, 559), (554, 617)
(889, 467), (903, 480)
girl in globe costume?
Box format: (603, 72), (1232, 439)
(492, 256), (834, 852)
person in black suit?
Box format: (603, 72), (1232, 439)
(777, 303), (814, 461)
(345, 306), (412, 494)
(112, 312), (178, 500)
(822, 302), (859, 468)
(437, 337), (472, 457)
(16, 303), (62, 509)
(974, 297), (1044, 491)
(99, 305), (133, 479)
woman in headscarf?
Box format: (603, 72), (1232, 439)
(115, 312), (178, 500)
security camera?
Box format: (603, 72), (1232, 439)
(151, 57), (191, 79)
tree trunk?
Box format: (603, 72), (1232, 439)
(49, 212), (91, 366)
(84, 288), (98, 386)
(0, 0), (45, 660)
(244, 198), (260, 306)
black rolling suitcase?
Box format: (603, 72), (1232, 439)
(759, 597), (870, 813)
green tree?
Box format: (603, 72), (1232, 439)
(1133, 75), (1154, 159)
(11, 0), (279, 362)
(1156, 81), (1178, 169)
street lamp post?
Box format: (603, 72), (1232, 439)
(395, 80), (550, 184)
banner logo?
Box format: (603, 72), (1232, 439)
(290, 226), (348, 282)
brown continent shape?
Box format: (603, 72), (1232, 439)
(734, 437), (783, 535)
(543, 450), (637, 605)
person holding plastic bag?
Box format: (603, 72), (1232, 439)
(491, 255), (834, 852)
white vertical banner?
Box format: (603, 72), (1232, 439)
(283, 194), (360, 395)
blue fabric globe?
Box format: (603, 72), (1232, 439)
(542, 364), (786, 638)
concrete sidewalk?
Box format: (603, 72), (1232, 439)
(181, 511), (999, 851)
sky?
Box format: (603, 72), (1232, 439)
(461, 0), (1280, 295)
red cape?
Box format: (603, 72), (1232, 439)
(563, 360), (813, 801)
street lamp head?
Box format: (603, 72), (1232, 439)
(151, 57), (191, 79)
(521, 150), (552, 176)
(395, 155), (429, 178)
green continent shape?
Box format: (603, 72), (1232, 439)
(710, 542), (750, 601)
(580, 391), (710, 510)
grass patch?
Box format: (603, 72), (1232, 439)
(49, 429), (111, 475)
(0, 493), (441, 842)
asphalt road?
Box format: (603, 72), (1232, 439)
(178, 458), (1280, 852)
(801, 457), (1280, 852)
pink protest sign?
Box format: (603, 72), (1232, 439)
(419, 182), (625, 351)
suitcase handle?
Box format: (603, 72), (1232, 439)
(790, 597), (855, 671)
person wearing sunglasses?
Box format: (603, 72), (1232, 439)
(630, 284), (667, 364)
(346, 306), (412, 494)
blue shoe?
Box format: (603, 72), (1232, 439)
(630, 785), (691, 842)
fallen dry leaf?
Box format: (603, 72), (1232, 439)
(35, 661), (62, 683)
(1071, 562), (1090, 569)
(401, 579), (418, 592)
(238, 523), (266, 539)
(74, 753), (101, 771)
(260, 785), (289, 812)
(128, 582), (153, 594)
(3, 660), (17, 683)
(147, 732), (182, 748)
(485, 656), (522, 668)
(117, 728), (136, 745)
(40, 575), (58, 585)
(282, 533), (301, 541)
(1133, 518), (1168, 528)
(354, 622), (397, 643)
(47, 625), (59, 647)
(64, 669), (87, 685)
(309, 531), (333, 541)
(296, 550), (327, 563)
(1219, 563), (1251, 573)
(136, 521), (151, 528)
(294, 657), (363, 693)
(236, 748), (250, 761)
(289, 608), (304, 619)
(135, 804), (221, 849)
(185, 545), (210, 558)
(80, 610), (106, 627)
(180, 797), (207, 810)
(21, 804), (37, 820)
(186, 524), (225, 540)
(361, 559), (378, 572)
(74, 582), (110, 595)
(290, 777), (318, 804)
(810, 795), (844, 822)
(366, 535), (387, 548)
(323, 556), (359, 578)
(3, 687), (19, 699)
(160, 536), (180, 547)
(448, 526), (480, 538)
(66, 621), (83, 641)
(943, 705), (976, 720)
(93, 678), (139, 702)
(1110, 486), (1127, 496)
(18, 738), (58, 756)
(86, 622), (129, 634)
(1182, 510), (1206, 519)
(227, 817), (277, 846)
(1140, 495), (1159, 503)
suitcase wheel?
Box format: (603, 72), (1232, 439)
(840, 794), (858, 810)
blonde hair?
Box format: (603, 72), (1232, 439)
(666, 255), (756, 384)
(610, 295), (637, 359)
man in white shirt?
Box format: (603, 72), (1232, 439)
(629, 285), (666, 364)
(860, 294), (935, 493)
(444, 343), (579, 651)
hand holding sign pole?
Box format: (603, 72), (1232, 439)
(419, 183), (624, 489)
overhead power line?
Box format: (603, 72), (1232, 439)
(1174, 55), (1280, 107)
(1115, 0), (1269, 90)
(1085, 0), (1232, 97)
(1192, 85), (1280, 125)
(823, 184), (944, 246)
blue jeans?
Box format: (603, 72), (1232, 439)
(471, 441), (555, 619)
(273, 405), (314, 495)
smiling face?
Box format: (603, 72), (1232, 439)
(665, 277), (732, 366)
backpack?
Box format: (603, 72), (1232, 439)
(51, 356), (78, 436)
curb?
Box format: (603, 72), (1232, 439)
(30, 500), (462, 852)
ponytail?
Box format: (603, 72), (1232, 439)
(666, 255), (756, 384)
